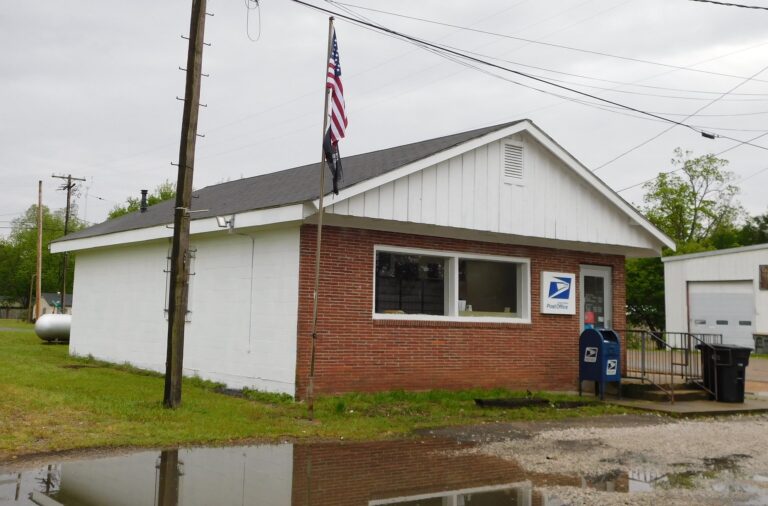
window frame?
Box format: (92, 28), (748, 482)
(372, 245), (531, 324)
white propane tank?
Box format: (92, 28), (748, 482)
(35, 313), (71, 342)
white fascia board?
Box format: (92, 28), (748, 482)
(51, 204), (306, 253)
(50, 224), (170, 253)
(662, 242), (768, 263)
(311, 121), (531, 210)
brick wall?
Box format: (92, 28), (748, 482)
(296, 225), (626, 397)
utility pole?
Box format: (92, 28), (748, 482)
(164, 0), (208, 408)
(35, 181), (43, 321)
(157, 450), (181, 506)
(52, 173), (85, 313)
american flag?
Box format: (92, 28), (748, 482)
(326, 28), (348, 144)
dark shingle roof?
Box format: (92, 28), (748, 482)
(41, 292), (72, 307)
(60, 120), (524, 242)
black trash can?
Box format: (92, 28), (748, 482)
(699, 344), (752, 403)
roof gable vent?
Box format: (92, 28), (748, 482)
(503, 142), (524, 183)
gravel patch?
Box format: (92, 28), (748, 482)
(539, 483), (752, 506)
(466, 414), (768, 505)
(472, 414), (768, 476)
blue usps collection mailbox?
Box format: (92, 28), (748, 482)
(578, 329), (621, 400)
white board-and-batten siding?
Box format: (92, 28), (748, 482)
(327, 133), (654, 251)
(69, 226), (301, 394)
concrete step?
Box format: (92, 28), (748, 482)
(642, 389), (711, 402)
(621, 381), (711, 402)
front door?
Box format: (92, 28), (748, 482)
(580, 265), (612, 330)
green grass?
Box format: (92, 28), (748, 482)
(0, 320), (631, 458)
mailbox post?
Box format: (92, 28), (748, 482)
(579, 329), (621, 400)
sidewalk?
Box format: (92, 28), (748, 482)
(747, 356), (768, 395)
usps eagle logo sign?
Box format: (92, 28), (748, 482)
(541, 271), (576, 315)
(548, 277), (571, 300)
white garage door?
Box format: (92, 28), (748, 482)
(688, 281), (754, 348)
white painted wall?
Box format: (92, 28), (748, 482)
(664, 247), (768, 339)
(326, 132), (657, 252)
(69, 226), (301, 394)
(185, 227), (301, 393)
(70, 241), (169, 371)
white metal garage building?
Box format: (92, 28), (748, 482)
(664, 244), (768, 348)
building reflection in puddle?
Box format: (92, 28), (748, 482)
(1, 440), (630, 506)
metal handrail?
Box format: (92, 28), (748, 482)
(623, 329), (676, 403)
(621, 329), (722, 403)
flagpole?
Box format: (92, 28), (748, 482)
(307, 16), (335, 419)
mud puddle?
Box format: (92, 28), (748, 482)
(1, 436), (766, 505)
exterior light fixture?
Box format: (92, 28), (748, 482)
(216, 215), (235, 231)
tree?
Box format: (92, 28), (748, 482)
(625, 257), (665, 332)
(0, 205), (83, 306)
(626, 149), (743, 331)
(738, 212), (768, 246)
(641, 148), (742, 246)
(108, 180), (176, 220)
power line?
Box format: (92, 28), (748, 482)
(332, 0), (768, 84)
(420, 38), (768, 101)
(616, 130), (768, 193)
(594, 60), (768, 171)
(314, 0), (768, 198)
(563, 94), (768, 133)
(738, 165), (768, 182)
(688, 0), (768, 10)
(291, 0), (768, 155)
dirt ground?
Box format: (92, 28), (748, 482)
(429, 413), (768, 505)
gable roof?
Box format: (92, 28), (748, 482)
(40, 292), (72, 307)
(55, 119), (673, 253)
(58, 120), (525, 242)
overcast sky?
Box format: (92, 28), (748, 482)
(2, 0), (767, 234)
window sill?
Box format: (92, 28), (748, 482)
(372, 314), (532, 328)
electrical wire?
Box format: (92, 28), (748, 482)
(433, 45), (768, 102)
(389, 24), (768, 102)
(594, 60), (768, 171)
(330, 3), (768, 147)
(195, 0), (768, 166)
(296, 0), (768, 203)
(290, 0), (768, 154)
(562, 95), (768, 133)
(688, 0), (768, 10)
(737, 165), (768, 182)
(616, 130), (768, 192)
(331, 1), (768, 84)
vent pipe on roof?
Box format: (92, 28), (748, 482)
(140, 189), (148, 213)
